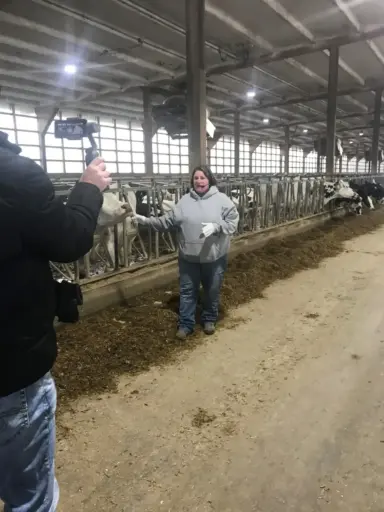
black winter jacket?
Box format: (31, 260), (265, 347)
(0, 131), (103, 397)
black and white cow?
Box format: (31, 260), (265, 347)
(131, 186), (176, 218)
(348, 181), (374, 210)
(349, 179), (384, 211)
(322, 180), (363, 215)
(362, 180), (384, 204)
(367, 180), (384, 203)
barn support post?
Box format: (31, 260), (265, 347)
(346, 155), (353, 173)
(207, 131), (221, 166)
(302, 148), (311, 173)
(234, 109), (240, 176)
(142, 88), (155, 176)
(357, 157), (363, 174)
(278, 144), (285, 173)
(284, 126), (290, 174)
(316, 143), (321, 173)
(248, 140), (260, 173)
(371, 88), (382, 174)
(326, 46), (339, 177)
(355, 144), (359, 174)
(186, 0), (207, 172)
(35, 106), (58, 172)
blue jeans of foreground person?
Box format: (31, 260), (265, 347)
(178, 255), (228, 333)
(0, 373), (59, 512)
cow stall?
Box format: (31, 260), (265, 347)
(50, 174), (382, 284)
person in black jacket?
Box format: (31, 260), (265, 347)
(0, 130), (110, 512)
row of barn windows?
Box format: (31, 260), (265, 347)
(0, 102), (376, 175)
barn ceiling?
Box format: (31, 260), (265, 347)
(1, 0), (384, 155)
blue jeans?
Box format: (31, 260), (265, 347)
(0, 373), (59, 512)
(178, 256), (227, 332)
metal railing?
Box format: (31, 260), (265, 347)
(50, 174), (380, 283)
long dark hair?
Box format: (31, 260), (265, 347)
(190, 165), (217, 188)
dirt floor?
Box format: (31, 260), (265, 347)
(54, 211), (384, 511)
(55, 211), (384, 410)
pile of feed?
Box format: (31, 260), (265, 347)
(55, 210), (384, 413)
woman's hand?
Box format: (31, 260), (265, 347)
(201, 222), (217, 237)
(134, 214), (149, 225)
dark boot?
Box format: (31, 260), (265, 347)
(203, 322), (215, 335)
(176, 328), (190, 341)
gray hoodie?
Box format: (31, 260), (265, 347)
(147, 186), (239, 263)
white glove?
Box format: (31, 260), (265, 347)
(201, 222), (216, 237)
(134, 214), (148, 225)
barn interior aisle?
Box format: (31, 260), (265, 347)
(56, 222), (384, 512)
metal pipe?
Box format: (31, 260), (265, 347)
(216, 81), (384, 117)
(204, 0), (367, 113)
(31, 0), (184, 63)
(234, 109), (240, 176)
(205, 25), (384, 78)
(33, 0), (315, 114)
(186, 0), (207, 171)
(241, 109), (381, 133)
(326, 46), (339, 177)
(371, 88), (382, 174)
(0, 11), (170, 77)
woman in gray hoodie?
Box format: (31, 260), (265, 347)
(135, 166), (239, 340)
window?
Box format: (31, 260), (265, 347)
(0, 100), (372, 178)
(252, 142), (281, 174)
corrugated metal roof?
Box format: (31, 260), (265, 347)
(0, 0), (384, 155)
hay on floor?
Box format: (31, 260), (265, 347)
(54, 210), (384, 412)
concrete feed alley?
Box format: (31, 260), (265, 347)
(57, 226), (384, 512)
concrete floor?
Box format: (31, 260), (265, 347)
(57, 226), (384, 512)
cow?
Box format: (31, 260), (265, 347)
(91, 185), (138, 268)
(322, 180), (363, 215)
(362, 180), (384, 204)
(132, 185), (176, 217)
(349, 181), (375, 210)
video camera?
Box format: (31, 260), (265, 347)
(54, 117), (100, 166)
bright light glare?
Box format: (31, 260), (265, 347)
(303, 128), (308, 133)
(64, 64), (77, 75)
(246, 90), (256, 99)
(262, 118), (269, 124)
(359, 132), (364, 136)
(349, 140), (353, 144)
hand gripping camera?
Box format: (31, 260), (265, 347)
(52, 118), (100, 322)
(54, 117), (100, 166)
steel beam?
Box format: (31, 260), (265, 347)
(234, 109), (240, 176)
(371, 88), (382, 174)
(186, 0), (207, 171)
(205, 1), (366, 113)
(0, 11), (169, 77)
(35, 106), (58, 172)
(105, 0), (384, 100)
(205, 25), (384, 78)
(216, 81), (384, 116)
(142, 88), (154, 176)
(241, 109), (382, 133)
(284, 126), (290, 174)
(316, 148), (321, 173)
(326, 47), (339, 176)
(248, 141), (261, 173)
(207, 132), (222, 166)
